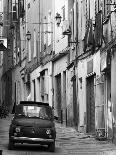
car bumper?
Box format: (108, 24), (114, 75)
(10, 136), (54, 144)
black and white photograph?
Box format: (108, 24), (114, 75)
(0, 0), (116, 154)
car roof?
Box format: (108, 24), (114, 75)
(19, 101), (49, 106)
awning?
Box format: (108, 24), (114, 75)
(51, 46), (69, 62)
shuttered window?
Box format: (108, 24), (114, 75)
(102, 0), (111, 20)
(48, 11), (52, 46)
(18, 0), (25, 18)
(69, 8), (74, 42)
(33, 29), (37, 57)
(12, 3), (17, 21)
(28, 39), (31, 62)
(43, 16), (47, 51)
(62, 6), (65, 21)
(95, 0), (102, 14)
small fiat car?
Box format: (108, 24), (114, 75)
(8, 101), (56, 152)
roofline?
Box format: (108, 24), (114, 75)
(19, 101), (49, 106)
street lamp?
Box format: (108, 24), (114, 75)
(26, 31), (31, 40)
(55, 12), (62, 27)
(0, 40), (7, 51)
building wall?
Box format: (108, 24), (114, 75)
(31, 61), (53, 107)
(54, 0), (68, 54)
(1, 0), (13, 111)
(78, 51), (100, 132)
(66, 67), (74, 126)
(111, 50), (116, 143)
(12, 66), (22, 106)
(53, 56), (67, 120)
(26, 0), (40, 64)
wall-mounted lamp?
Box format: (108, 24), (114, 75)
(26, 31), (31, 40)
(0, 22), (3, 26)
(0, 40), (7, 51)
(55, 12), (62, 26)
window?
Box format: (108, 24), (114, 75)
(62, 6), (65, 21)
(28, 40), (31, 61)
(95, 11), (102, 47)
(85, 0), (90, 29)
(39, 24), (42, 52)
(44, 70), (49, 95)
(33, 79), (36, 101)
(21, 26), (26, 60)
(43, 16), (47, 51)
(48, 10), (52, 46)
(95, 0), (112, 20)
(95, 0), (102, 14)
(17, 47), (20, 64)
(33, 29), (37, 57)
(79, 78), (82, 89)
(18, 0), (25, 18)
(12, 2), (17, 21)
(0, 51), (3, 66)
(40, 71), (45, 97)
(13, 35), (16, 65)
(105, 0), (111, 16)
(69, 9), (74, 41)
(37, 77), (40, 100)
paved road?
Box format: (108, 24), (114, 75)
(0, 115), (116, 155)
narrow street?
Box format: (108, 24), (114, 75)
(0, 115), (116, 155)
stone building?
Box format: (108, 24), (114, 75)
(2, 0), (116, 144)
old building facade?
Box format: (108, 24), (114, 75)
(2, 0), (116, 143)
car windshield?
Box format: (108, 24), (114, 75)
(15, 105), (53, 120)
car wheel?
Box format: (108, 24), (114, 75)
(8, 139), (15, 150)
(48, 141), (55, 152)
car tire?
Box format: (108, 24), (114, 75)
(48, 141), (55, 152)
(8, 139), (15, 150)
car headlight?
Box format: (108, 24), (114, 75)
(15, 127), (20, 133)
(46, 129), (51, 135)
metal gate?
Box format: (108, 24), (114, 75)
(86, 75), (95, 133)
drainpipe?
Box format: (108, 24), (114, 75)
(52, 0), (55, 112)
(109, 10), (114, 143)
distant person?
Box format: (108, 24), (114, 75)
(12, 102), (16, 114)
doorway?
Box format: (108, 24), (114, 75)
(86, 75), (95, 133)
(56, 74), (62, 122)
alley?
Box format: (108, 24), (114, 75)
(0, 115), (116, 155)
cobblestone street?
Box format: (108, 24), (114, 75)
(55, 123), (116, 155)
(0, 115), (116, 155)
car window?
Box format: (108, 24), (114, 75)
(15, 105), (53, 120)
